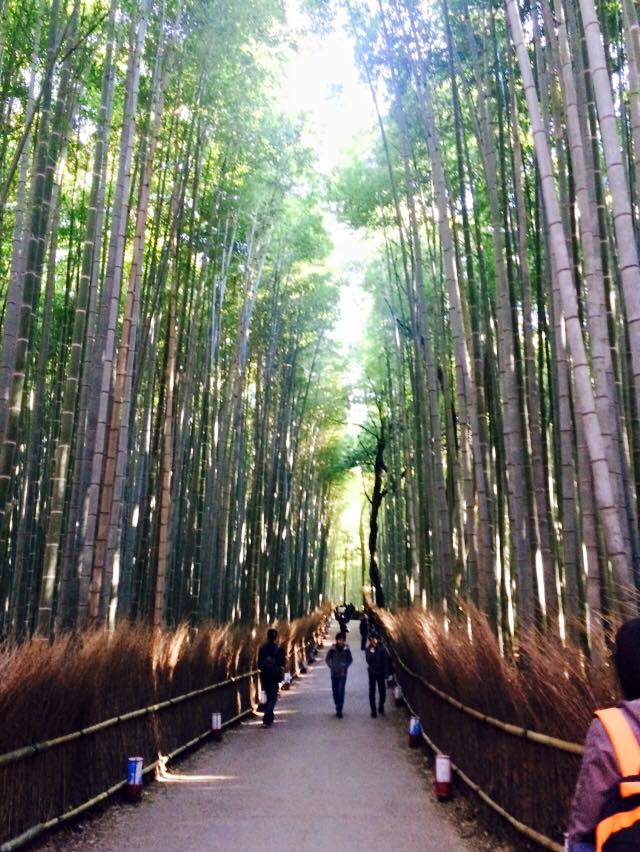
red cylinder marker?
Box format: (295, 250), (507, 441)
(434, 754), (453, 801)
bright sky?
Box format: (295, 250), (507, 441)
(281, 2), (373, 173)
(278, 2), (378, 597)
(280, 0), (376, 434)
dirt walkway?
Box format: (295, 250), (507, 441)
(77, 623), (472, 852)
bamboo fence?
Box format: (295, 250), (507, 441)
(374, 619), (584, 848)
(0, 617), (326, 848)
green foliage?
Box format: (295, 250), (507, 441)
(330, 144), (394, 229)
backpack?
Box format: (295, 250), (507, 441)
(260, 648), (281, 679)
(594, 707), (640, 851)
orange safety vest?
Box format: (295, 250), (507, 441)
(594, 707), (640, 851)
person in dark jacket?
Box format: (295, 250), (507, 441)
(257, 628), (285, 728)
(325, 632), (353, 718)
(337, 605), (349, 634)
(365, 634), (388, 717)
(566, 618), (640, 850)
(359, 615), (369, 651)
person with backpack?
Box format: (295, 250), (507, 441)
(257, 628), (285, 728)
(566, 617), (640, 851)
(325, 631), (353, 718)
(365, 633), (388, 717)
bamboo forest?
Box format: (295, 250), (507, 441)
(3, 0), (640, 646)
(4, 0), (640, 845)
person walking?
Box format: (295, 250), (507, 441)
(365, 634), (388, 718)
(257, 628), (285, 728)
(566, 618), (640, 850)
(337, 606), (349, 634)
(325, 631), (353, 718)
(359, 613), (369, 651)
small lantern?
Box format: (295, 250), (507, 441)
(126, 756), (144, 802)
(434, 754), (453, 801)
(394, 685), (403, 707)
(258, 689), (267, 710)
(211, 711), (222, 742)
(408, 716), (421, 748)
(283, 672), (292, 690)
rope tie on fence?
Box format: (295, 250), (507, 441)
(393, 653), (584, 755)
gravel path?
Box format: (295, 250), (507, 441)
(80, 623), (472, 852)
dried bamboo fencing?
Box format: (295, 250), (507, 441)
(0, 614), (327, 849)
(373, 616), (584, 848)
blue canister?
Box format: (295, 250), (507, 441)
(127, 756), (143, 785)
(408, 716), (422, 748)
(126, 756), (144, 800)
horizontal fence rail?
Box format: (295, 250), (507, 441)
(0, 669), (258, 769)
(0, 665), (261, 848)
(393, 654), (585, 756)
(0, 705), (254, 852)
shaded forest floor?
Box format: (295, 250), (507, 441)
(32, 624), (503, 852)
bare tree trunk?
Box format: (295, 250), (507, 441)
(368, 417), (387, 608)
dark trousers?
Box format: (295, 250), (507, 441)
(331, 675), (347, 711)
(369, 672), (386, 712)
(262, 680), (279, 725)
(360, 635), (367, 651)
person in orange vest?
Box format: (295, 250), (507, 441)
(566, 618), (640, 851)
